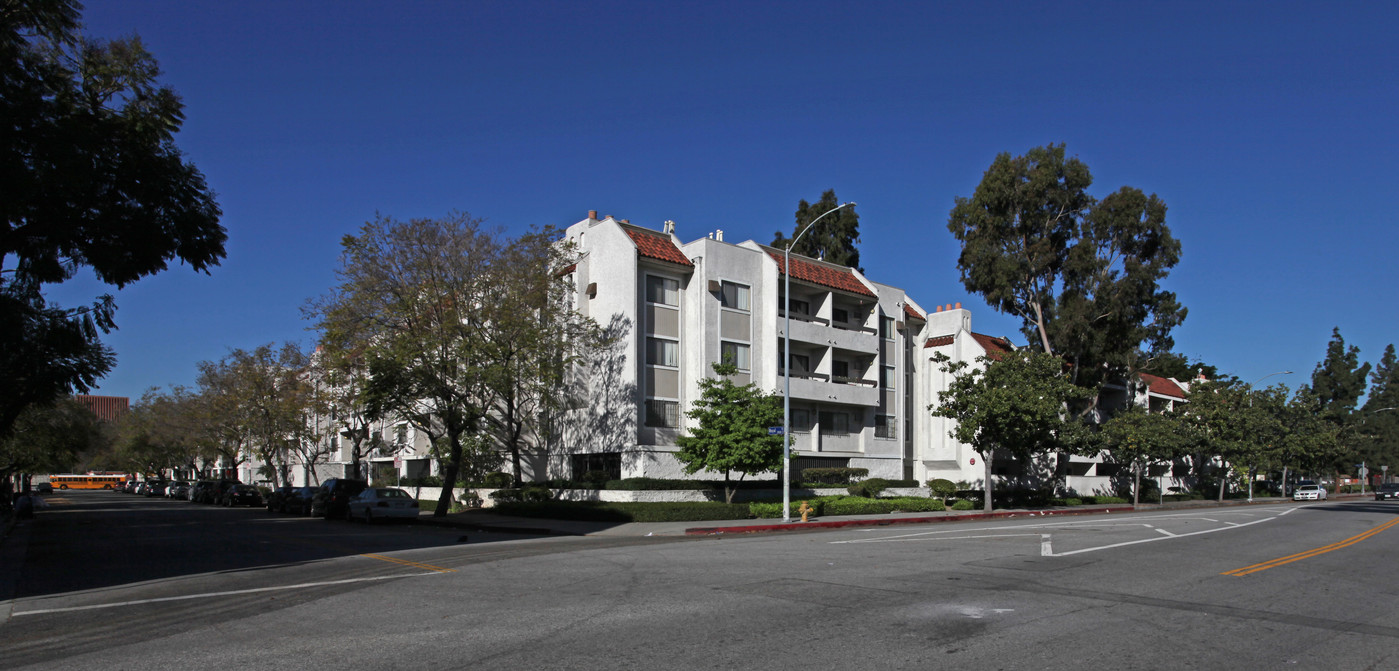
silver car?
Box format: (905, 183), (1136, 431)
(346, 487), (421, 524)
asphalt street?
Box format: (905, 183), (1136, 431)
(4, 491), (1399, 669)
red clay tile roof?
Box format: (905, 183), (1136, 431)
(904, 304), (925, 321)
(970, 333), (1014, 361)
(924, 335), (955, 348)
(624, 227), (693, 267)
(1138, 372), (1186, 399)
(764, 248), (875, 297)
(555, 262), (577, 277)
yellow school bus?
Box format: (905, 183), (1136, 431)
(49, 473), (129, 490)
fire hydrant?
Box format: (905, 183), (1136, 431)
(798, 500), (813, 523)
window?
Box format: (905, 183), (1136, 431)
(881, 365), (895, 389)
(393, 425), (408, 446)
(875, 415), (896, 439)
(833, 308), (849, 324)
(832, 360), (849, 379)
(721, 341), (751, 371)
(720, 281), (750, 311)
(819, 411), (849, 435)
(880, 316), (895, 339)
(786, 298), (810, 316)
(789, 354), (810, 374)
(571, 452), (622, 481)
(646, 276), (678, 306)
(647, 337), (678, 367)
(791, 409), (812, 432)
(645, 399), (680, 428)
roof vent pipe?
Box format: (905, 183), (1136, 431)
(716, 229), (724, 242)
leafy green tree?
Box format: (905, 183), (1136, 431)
(311, 214), (570, 515)
(675, 362), (786, 504)
(0, 397), (104, 494)
(481, 229), (603, 487)
(1138, 352), (1218, 383)
(772, 189), (862, 271)
(1310, 327), (1371, 426)
(930, 350), (1091, 511)
(1095, 406), (1192, 504)
(946, 144), (1186, 405)
(1, 0), (226, 441)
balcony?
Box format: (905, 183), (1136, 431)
(784, 315), (878, 353)
(784, 372), (879, 407)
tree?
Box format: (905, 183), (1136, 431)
(480, 229), (603, 487)
(1358, 345), (1399, 473)
(930, 350), (1091, 511)
(1138, 352), (1218, 383)
(113, 386), (207, 478)
(946, 144), (1186, 404)
(1310, 327), (1371, 426)
(772, 189), (862, 271)
(675, 362), (786, 504)
(1095, 406), (1192, 505)
(1, 0), (226, 441)
(311, 213), (509, 517)
(0, 397), (103, 497)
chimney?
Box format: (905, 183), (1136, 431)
(955, 302), (962, 309)
(663, 220), (675, 234)
(588, 210), (597, 220)
(716, 229), (724, 242)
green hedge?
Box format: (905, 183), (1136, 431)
(749, 496), (946, 518)
(799, 467), (869, 485)
(493, 500), (750, 522)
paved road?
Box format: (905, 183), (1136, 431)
(5, 492), (1399, 669)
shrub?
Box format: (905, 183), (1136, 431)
(824, 496), (944, 515)
(799, 467), (869, 485)
(847, 478), (891, 498)
(579, 471), (611, 488)
(494, 500), (750, 523)
(927, 479), (957, 501)
(489, 488), (522, 503)
(521, 486), (554, 502)
(951, 499), (976, 511)
(749, 500), (824, 519)
(1055, 497), (1083, 506)
(604, 477), (715, 491)
(1083, 496), (1128, 505)
(483, 472), (514, 489)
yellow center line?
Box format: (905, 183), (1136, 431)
(1222, 516), (1399, 576)
(360, 553), (456, 573)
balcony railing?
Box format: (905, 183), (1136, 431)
(831, 375), (876, 387)
(779, 309), (829, 326)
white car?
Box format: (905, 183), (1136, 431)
(1293, 484), (1328, 501)
(347, 487), (421, 524)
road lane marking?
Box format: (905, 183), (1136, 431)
(9, 573), (444, 617)
(1155, 528), (1177, 537)
(1222, 516), (1399, 577)
(1041, 534), (1053, 556)
(360, 553), (455, 573)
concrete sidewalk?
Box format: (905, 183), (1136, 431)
(414, 493), (1368, 538)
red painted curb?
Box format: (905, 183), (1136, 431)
(684, 505), (1136, 536)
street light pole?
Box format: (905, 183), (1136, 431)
(782, 202), (855, 522)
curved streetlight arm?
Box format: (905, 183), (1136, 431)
(782, 201), (855, 522)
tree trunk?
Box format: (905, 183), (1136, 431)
(1132, 463), (1141, 506)
(434, 431), (464, 518)
(1216, 465), (1227, 502)
(982, 454), (994, 512)
(1282, 465), (1290, 496)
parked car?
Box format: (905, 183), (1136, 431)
(205, 479), (241, 504)
(310, 478), (368, 520)
(280, 486), (317, 515)
(35, 482), (53, 495)
(346, 487), (420, 524)
(1375, 483), (1399, 501)
(189, 480), (214, 502)
(221, 484), (264, 507)
(1293, 484), (1328, 501)
(165, 481), (191, 499)
(122, 480), (139, 494)
(265, 486), (296, 512)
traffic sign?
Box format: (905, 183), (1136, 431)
(768, 426), (784, 435)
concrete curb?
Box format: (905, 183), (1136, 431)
(684, 505), (1136, 536)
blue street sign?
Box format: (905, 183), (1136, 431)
(768, 426), (785, 435)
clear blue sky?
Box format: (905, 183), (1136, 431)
(57, 0), (1398, 400)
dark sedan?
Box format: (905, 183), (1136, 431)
(221, 484), (264, 507)
(1376, 484), (1399, 501)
